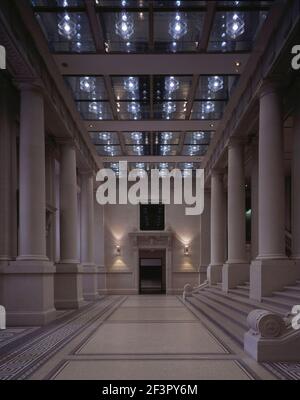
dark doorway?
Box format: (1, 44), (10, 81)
(139, 250), (166, 294)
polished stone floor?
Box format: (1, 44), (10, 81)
(0, 295), (295, 380)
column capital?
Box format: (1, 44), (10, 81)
(13, 77), (44, 94)
(56, 137), (76, 149)
(227, 136), (245, 149)
(211, 168), (225, 178)
(79, 168), (95, 178)
(258, 78), (282, 99)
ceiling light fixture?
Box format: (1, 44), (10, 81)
(80, 76), (96, 93)
(163, 102), (176, 114)
(165, 76), (179, 94)
(115, 12), (135, 40)
(58, 13), (77, 39)
(226, 13), (245, 39)
(202, 101), (215, 114)
(99, 132), (111, 141)
(169, 13), (188, 40)
(124, 76), (139, 93)
(208, 76), (224, 93)
(89, 102), (103, 117)
(193, 132), (205, 141)
(128, 102), (141, 114)
(161, 132), (173, 142)
(131, 132), (143, 142)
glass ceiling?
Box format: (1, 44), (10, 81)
(31, 0), (274, 164)
(32, 0), (274, 54)
(90, 130), (213, 162)
(65, 74), (238, 121)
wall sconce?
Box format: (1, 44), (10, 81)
(184, 245), (189, 256)
(115, 245), (121, 256)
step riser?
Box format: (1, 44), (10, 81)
(186, 298), (244, 345)
(192, 296), (248, 330)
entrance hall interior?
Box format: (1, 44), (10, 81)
(0, 0), (300, 381)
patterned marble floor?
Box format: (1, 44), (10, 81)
(0, 295), (298, 380)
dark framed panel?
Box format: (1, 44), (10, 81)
(140, 204), (165, 231)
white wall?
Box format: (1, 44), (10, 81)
(103, 197), (201, 294)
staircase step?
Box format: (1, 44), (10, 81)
(236, 285), (250, 292)
(186, 297), (245, 345)
(228, 288), (249, 298)
(284, 286), (300, 293)
(193, 294), (248, 328)
(203, 286), (288, 316)
(261, 296), (296, 312)
(196, 290), (253, 317)
(272, 290), (300, 302)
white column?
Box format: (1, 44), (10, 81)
(1, 83), (56, 326)
(258, 82), (285, 259)
(199, 190), (211, 284)
(94, 200), (106, 294)
(250, 81), (299, 301)
(207, 171), (225, 285)
(292, 105), (300, 258)
(223, 139), (249, 292)
(81, 172), (98, 300)
(60, 143), (79, 263)
(227, 140), (247, 263)
(251, 140), (259, 260)
(55, 142), (84, 309)
(0, 81), (13, 262)
(18, 87), (48, 261)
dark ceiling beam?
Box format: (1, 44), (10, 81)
(149, 1), (155, 52)
(99, 156), (203, 163)
(198, 1), (217, 52)
(185, 75), (199, 120)
(55, 53), (249, 76)
(85, 120), (218, 132)
(103, 75), (126, 154)
(84, 0), (105, 53)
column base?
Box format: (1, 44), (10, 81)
(199, 266), (208, 285)
(250, 259), (300, 301)
(96, 265), (106, 294)
(207, 264), (223, 285)
(82, 264), (99, 301)
(0, 260), (56, 326)
(222, 262), (250, 293)
(54, 263), (84, 309)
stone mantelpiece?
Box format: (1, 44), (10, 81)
(129, 231), (173, 250)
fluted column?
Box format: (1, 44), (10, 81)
(250, 81), (299, 301)
(55, 142), (84, 309)
(1, 82), (56, 326)
(292, 105), (300, 258)
(207, 171), (225, 285)
(222, 139), (249, 292)
(81, 172), (98, 300)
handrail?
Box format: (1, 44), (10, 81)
(183, 281), (209, 301)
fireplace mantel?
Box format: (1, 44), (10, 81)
(129, 231), (173, 250)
